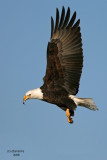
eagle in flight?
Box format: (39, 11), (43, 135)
(23, 7), (98, 123)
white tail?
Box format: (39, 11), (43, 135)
(69, 95), (98, 111)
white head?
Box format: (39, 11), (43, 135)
(23, 88), (43, 104)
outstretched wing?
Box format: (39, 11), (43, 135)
(43, 7), (83, 95)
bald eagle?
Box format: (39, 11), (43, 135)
(23, 7), (98, 123)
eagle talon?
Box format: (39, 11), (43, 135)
(67, 117), (73, 124)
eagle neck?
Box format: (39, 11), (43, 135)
(32, 88), (43, 100)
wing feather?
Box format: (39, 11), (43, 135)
(58, 6), (65, 29)
(54, 8), (59, 33)
(62, 7), (70, 29)
(51, 17), (54, 38)
(67, 11), (76, 29)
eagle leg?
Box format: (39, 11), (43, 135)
(66, 108), (73, 124)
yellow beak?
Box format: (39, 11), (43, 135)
(23, 95), (29, 104)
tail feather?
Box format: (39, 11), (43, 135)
(69, 95), (98, 111)
(77, 98), (98, 110)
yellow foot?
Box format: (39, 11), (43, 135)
(66, 108), (70, 117)
(66, 108), (73, 124)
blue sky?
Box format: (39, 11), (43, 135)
(0, 0), (107, 160)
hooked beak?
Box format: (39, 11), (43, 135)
(23, 95), (29, 104)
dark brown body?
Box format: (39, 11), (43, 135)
(40, 84), (76, 116)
